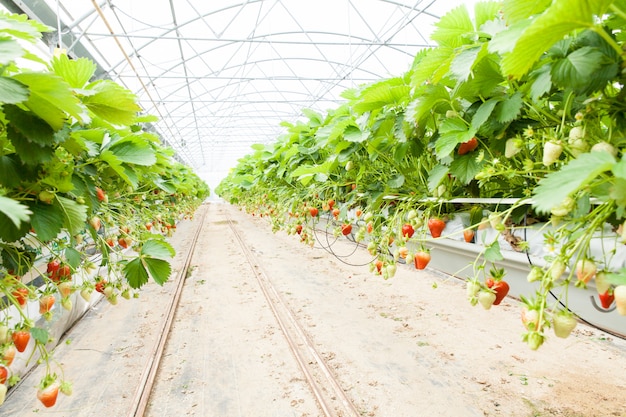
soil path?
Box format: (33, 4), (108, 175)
(4, 202), (626, 417)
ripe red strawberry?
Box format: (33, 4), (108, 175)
(598, 290), (614, 309)
(12, 287), (29, 307)
(401, 223), (414, 239)
(341, 223), (352, 236)
(145, 222), (153, 230)
(37, 380), (60, 408)
(463, 229), (475, 243)
(95, 279), (108, 294)
(427, 218), (446, 238)
(414, 250), (431, 270)
(47, 259), (60, 280)
(458, 137), (478, 155)
(374, 260), (383, 275)
(0, 365), (8, 384)
(95, 187), (106, 202)
(295, 224), (303, 235)
(12, 329), (30, 352)
(328, 199), (335, 210)
(355, 209), (363, 217)
(366, 222), (373, 234)
(118, 237), (129, 249)
(332, 208), (340, 218)
(58, 264), (71, 282)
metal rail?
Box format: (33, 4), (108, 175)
(224, 211), (361, 417)
(128, 204), (209, 417)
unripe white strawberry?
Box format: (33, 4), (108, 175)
(477, 290), (496, 310)
(615, 285), (626, 315)
(543, 141), (563, 166)
(575, 259), (597, 284)
(550, 259), (567, 281)
(552, 311), (577, 338)
(505, 138), (522, 158)
(591, 141), (617, 157)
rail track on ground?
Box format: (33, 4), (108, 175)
(128, 204), (360, 417)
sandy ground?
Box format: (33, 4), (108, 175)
(3, 202), (626, 417)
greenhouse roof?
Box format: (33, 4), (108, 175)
(1, 0), (472, 187)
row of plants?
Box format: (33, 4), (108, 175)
(0, 12), (208, 407)
(217, 0), (626, 351)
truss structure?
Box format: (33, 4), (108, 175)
(1, 0), (463, 186)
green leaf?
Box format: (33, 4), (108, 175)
(344, 125), (367, 143)
(502, 0), (552, 23)
(431, 5), (474, 48)
(0, 37), (24, 65)
(450, 155), (483, 185)
(474, 1), (502, 29)
(501, 0), (614, 78)
(0, 12), (49, 43)
(0, 155), (21, 188)
(551, 46), (606, 92)
(64, 247), (82, 269)
(387, 174), (405, 189)
(532, 151), (616, 214)
(82, 80), (141, 125)
(0, 210), (30, 242)
(411, 46), (455, 85)
(529, 65), (553, 102)
(0, 195), (31, 228)
(484, 240), (504, 262)
(142, 258), (171, 286)
(613, 156), (626, 179)
(3, 104), (55, 146)
(470, 98), (500, 132)
(494, 92), (523, 124)
(12, 72), (87, 129)
(435, 118), (472, 158)
(0, 76), (28, 103)
(406, 84), (451, 126)
(108, 137), (157, 166)
(7, 126), (54, 165)
(352, 78), (411, 113)
(57, 195), (87, 236)
(30, 202), (63, 242)
(141, 239), (175, 259)
(428, 164), (449, 192)
(50, 54), (97, 89)
(30, 327), (50, 345)
(123, 257), (149, 289)
(450, 45), (485, 82)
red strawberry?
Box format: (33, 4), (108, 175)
(12, 287), (29, 307)
(427, 218), (446, 238)
(463, 229), (475, 243)
(491, 280), (510, 305)
(295, 224), (303, 235)
(39, 294), (55, 314)
(401, 223), (415, 239)
(95, 187), (106, 202)
(47, 259), (60, 280)
(366, 222), (374, 234)
(58, 264), (71, 282)
(309, 207), (318, 217)
(374, 260), (383, 275)
(332, 208), (340, 218)
(145, 222), (153, 230)
(598, 290), (614, 309)
(341, 223), (352, 236)
(95, 279), (108, 294)
(37, 381), (60, 408)
(458, 137), (478, 155)
(0, 365), (8, 384)
(414, 250), (431, 270)
(12, 330), (30, 352)
(328, 199), (335, 210)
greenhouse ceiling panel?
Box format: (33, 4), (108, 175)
(1, 0), (471, 186)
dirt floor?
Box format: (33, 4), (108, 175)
(4, 202), (626, 416)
